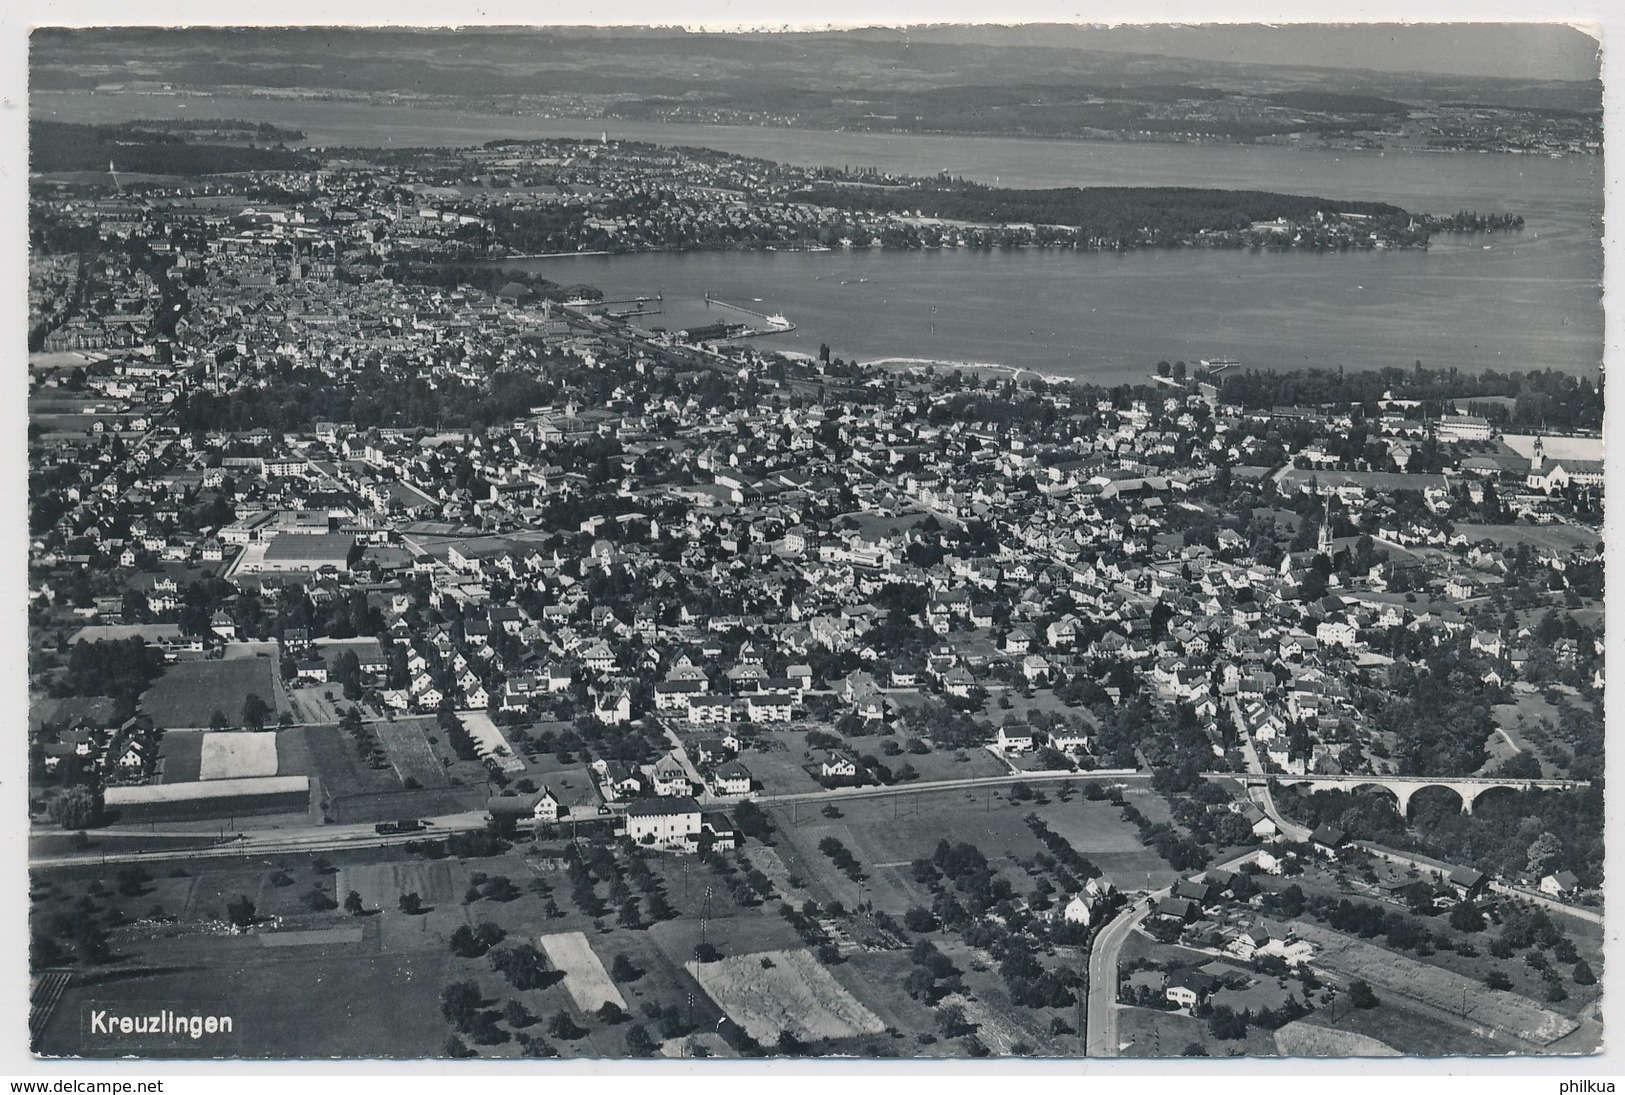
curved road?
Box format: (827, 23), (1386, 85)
(1085, 848), (1262, 1057)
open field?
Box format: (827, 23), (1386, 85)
(284, 684), (349, 726)
(861, 735), (1007, 782)
(1453, 522), (1602, 553)
(376, 720), (450, 789)
(277, 724), (401, 800)
(766, 786), (1175, 916)
(738, 737), (825, 795)
(459, 710), (524, 772)
(156, 730), (203, 783)
(37, 931), (453, 1058)
(1292, 998), (1511, 1057)
(336, 860), (462, 913)
(1295, 922), (1578, 1046)
(259, 927), (366, 948)
(325, 787), (486, 824)
(1273, 1020), (1399, 1056)
(538, 931), (627, 1013)
(199, 731), (280, 780)
(686, 948), (885, 1043)
(141, 658), (287, 730)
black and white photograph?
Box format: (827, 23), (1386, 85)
(16, 14), (1613, 1068)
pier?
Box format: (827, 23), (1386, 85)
(565, 293), (663, 318)
(704, 293), (796, 335)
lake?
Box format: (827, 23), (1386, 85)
(34, 91), (1605, 382)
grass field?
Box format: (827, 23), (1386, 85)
(336, 861), (462, 913)
(199, 731), (280, 780)
(1273, 1020), (1399, 1057)
(1453, 523), (1602, 553)
(157, 730), (203, 783)
(459, 710), (524, 772)
(739, 737), (825, 795)
(277, 725), (401, 800)
(766, 786), (1174, 917)
(686, 948), (886, 1043)
(538, 931), (628, 1013)
(38, 933), (454, 1058)
(1295, 922), (1578, 1046)
(376, 720), (450, 789)
(142, 658), (288, 729)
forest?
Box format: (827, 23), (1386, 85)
(1216, 363), (1603, 432)
(791, 181), (1419, 246)
(30, 121), (316, 176)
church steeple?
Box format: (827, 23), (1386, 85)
(1317, 495), (1334, 557)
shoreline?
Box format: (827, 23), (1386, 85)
(865, 356), (1070, 385)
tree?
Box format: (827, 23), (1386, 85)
(1526, 831), (1563, 879)
(225, 895), (256, 929)
(30, 931), (65, 970)
(344, 890), (364, 916)
(693, 941), (721, 963)
(241, 692), (272, 731)
(547, 1009), (582, 1040)
(1484, 970), (1513, 991)
(1573, 960), (1596, 986)
(440, 981), (482, 1031)
(611, 953), (642, 982)
(443, 1034), (475, 1058)
(48, 787), (98, 830)
(503, 999), (533, 1028)
(596, 1001), (626, 1024)
(624, 1024), (657, 1056)
(1348, 980), (1379, 1009)
(399, 892), (424, 915)
(903, 967), (936, 1001)
(1448, 901), (1485, 933)
(903, 906), (938, 933)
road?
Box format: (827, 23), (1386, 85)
(29, 811), (490, 870)
(1085, 848), (1262, 1057)
(32, 770), (1150, 870)
(659, 723), (712, 801)
(1356, 843), (1603, 926)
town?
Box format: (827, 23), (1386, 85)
(26, 129), (1604, 1061)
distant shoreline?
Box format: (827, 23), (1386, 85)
(865, 356), (1070, 385)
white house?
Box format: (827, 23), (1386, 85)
(624, 796), (702, 847)
(710, 759), (753, 797)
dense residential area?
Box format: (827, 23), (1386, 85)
(26, 128), (1604, 1061)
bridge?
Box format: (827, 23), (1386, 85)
(1243, 773), (1590, 817)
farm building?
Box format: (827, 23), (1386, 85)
(104, 775), (311, 823)
(486, 787), (563, 825)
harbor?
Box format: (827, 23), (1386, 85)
(699, 293), (797, 337)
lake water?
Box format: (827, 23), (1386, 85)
(35, 92), (1605, 382)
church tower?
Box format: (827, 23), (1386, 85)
(1316, 495), (1334, 557)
